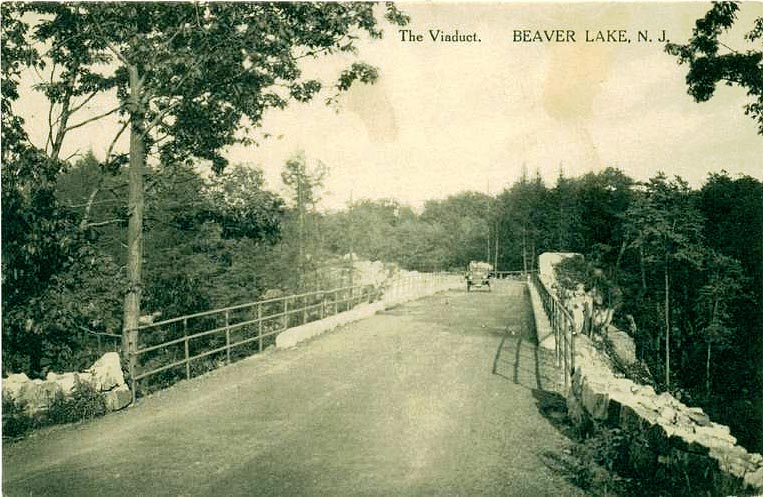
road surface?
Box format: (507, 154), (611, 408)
(3, 280), (585, 497)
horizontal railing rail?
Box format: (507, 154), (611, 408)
(125, 272), (459, 400)
(530, 271), (576, 391)
(491, 270), (528, 279)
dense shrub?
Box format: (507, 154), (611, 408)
(3, 380), (108, 440)
(2, 393), (38, 439)
(47, 379), (107, 424)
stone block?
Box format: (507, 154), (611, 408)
(581, 378), (610, 421)
(16, 380), (61, 414)
(3, 373), (32, 401)
(636, 395), (660, 414)
(695, 423), (737, 449)
(658, 406), (678, 425)
(745, 466), (763, 491)
(632, 384), (656, 397)
(619, 404), (641, 432)
(103, 384), (132, 412)
(85, 352), (125, 392)
(669, 426), (709, 455)
(46, 372), (79, 395)
(606, 328), (637, 366)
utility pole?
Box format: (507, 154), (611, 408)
(557, 161), (565, 251)
(486, 179), (491, 263)
(348, 190), (354, 289)
(494, 225), (499, 270)
(297, 173), (305, 290)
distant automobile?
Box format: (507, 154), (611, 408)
(465, 261), (493, 292)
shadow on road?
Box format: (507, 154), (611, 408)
(488, 289), (635, 497)
(491, 331), (616, 495)
(491, 332), (560, 393)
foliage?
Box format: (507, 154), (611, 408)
(10, 2), (409, 168)
(281, 153), (328, 287)
(205, 165), (285, 241)
(281, 153), (328, 211)
(2, 381), (107, 440)
(420, 192), (494, 269)
(554, 256), (621, 321)
(568, 428), (632, 495)
(47, 379), (107, 425)
(620, 174), (707, 388)
(2, 393), (37, 440)
(666, 2), (763, 134)
(1, 1), (409, 360)
(0, 4), (37, 161)
(1, 147), (124, 375)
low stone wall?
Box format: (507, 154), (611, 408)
(276, 301), (384, 348)
(567, 335), (763, 494)
(276, 275), (463, 349)
(526, 278), (555, 351)
(2, 352), (132, 416)
(529, 253), (763, 493)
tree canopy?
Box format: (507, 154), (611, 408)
(666, 1), (763, 134)
(1, 2), (408, 371)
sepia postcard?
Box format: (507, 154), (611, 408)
(2, 2), (762, 496)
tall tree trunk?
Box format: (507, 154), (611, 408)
(494, 225), (499, 271)
(639, 245), (647, 291)
(613, 239), (628, 287)
(706, 299), (719, 397)
(123, 63), (145, 370)
(664, 258), (670, 388)
(558, 198), (564, 250)
(706, 341), (712, 397)
(522, 227), (527, 274)
(486, 223), (491, 263)
(297, 178), (305, 289)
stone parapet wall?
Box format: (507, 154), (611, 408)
(531, 251), (763, 493)
(568, 335), (763, 494)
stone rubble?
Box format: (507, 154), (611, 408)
(2, 352), (131, 417)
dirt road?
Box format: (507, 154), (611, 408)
(3, 281), (585, 497)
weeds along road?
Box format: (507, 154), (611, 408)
(3, 281), (586, 497)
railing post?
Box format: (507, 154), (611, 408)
(320, 292), (326, 319)
(283, 298), (289, 331)
(258, 302), (263, 352)
(303, 295), (308, 324)
(563, 320), (569, 391)
(225, 310), (231, 365)
(570, 321), (576, 380)
(551, 300), (565, 367)
(184, 318), (190, 380)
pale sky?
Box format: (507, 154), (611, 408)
(16, 2), (763, 210)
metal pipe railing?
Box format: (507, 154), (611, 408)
(530, 272), (576, 390)
(125, 272), (459, 400)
